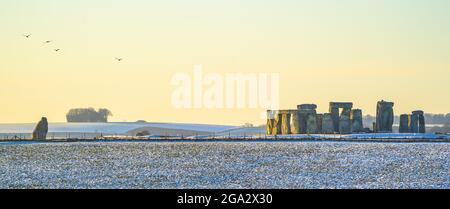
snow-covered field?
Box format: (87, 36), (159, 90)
(184, 133), (450, 141)
(0, 141), (448, 189)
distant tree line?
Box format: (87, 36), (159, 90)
(423, 113), (450, 124)
(428, 123), (450, 134)
(66, 108), (112, 123)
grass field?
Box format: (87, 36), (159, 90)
(0, 141), (448, 189)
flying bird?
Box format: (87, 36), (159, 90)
(23, 34), (31, 38)
(115, 57), (123, 61)
(54, 49), (61, 52)
(43, 40), (52, 44)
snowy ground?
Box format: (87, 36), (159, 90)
(178, 133), (450, 141)
(0, 141), (448, 189)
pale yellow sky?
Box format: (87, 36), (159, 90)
(1, 0), (449, 125)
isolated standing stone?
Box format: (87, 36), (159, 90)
(32, 117), (48, 140)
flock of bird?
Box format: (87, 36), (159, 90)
(23, 34), (123, 62)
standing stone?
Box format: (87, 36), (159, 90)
(330, 107), (340, 133)
(419, 114), (426, 133)
(339, 118), (351, 134)
(339, 108), (352, 134)
(266, 110), (275, 135)
(321, 113), (334, 134)
(411, 110), (426, 133)
(350, 109), (363, 133)
(297, 112), (308, 134)
(281, 113), (291, 135)
(399, 114), (411, 133)
(375, 100), (394, 133)
(266, 119), (274, 135)
(32, 117), (48, 140)
(291, 112), (300, 134)
(410, 113), (419, 133)
(306, 114), (318, 134)
(298, 104), (318, 134)
(273, 113), (282, 135)
(329, 102), (353, 133)
(316, 114), (323, 134)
